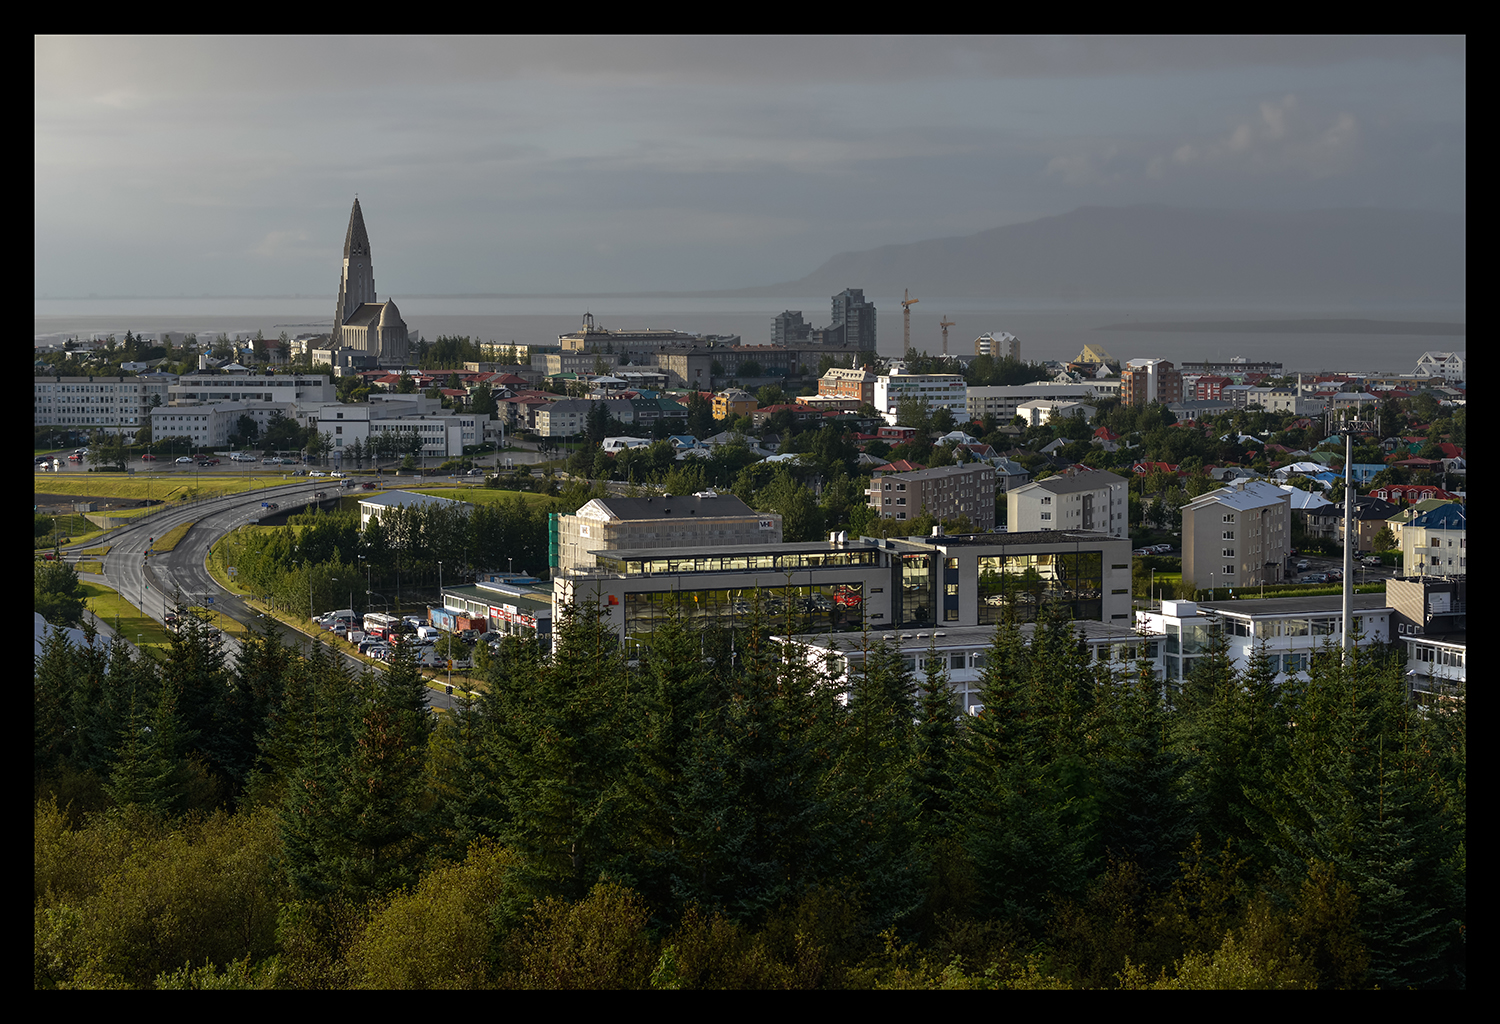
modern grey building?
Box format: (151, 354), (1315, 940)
(559, 529), (1133, 653)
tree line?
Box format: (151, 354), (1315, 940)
(34, 598), (1464, 988)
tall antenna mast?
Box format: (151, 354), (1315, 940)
(1340, 402), (1378, 659)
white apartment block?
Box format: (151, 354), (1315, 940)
(305, 396), (481, 459)
(1007, 469), (1129, 538)
(874, 373), (968, 427)
(34, 375), (175, 436)
(151, 400), (299, 449)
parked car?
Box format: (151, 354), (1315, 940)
(1361, 555), (1381, 565)
(68, 453), (84, 462)
(1302, 573), (1328, 584)
(1296, 560), (1310, 571)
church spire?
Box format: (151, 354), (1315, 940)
(344, 197), (371, 259)
(335, 197), (377, 329)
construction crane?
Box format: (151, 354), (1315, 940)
(940, 315), (956, 357)
(902, 288), (919, 351)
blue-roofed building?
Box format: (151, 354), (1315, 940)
(1402, 502), (1466, 576)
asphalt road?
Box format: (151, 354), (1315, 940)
(57, 479), (463, 712)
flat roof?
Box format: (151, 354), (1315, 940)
(1194, 593), (1391, 617)
(780, 619), (1155, 652)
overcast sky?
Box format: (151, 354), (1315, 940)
(34, 36), (1465, 298)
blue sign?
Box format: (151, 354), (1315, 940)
(205, 597), (215, 604)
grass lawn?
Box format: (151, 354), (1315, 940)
(408, 487), (556, 507)
(79, 546), (112, 557)
(81, 581), (174, 651)
(33, 473), (300, 504)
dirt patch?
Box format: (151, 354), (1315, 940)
(33, 494), (162, 514)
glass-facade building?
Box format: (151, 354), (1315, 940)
(558, 530), (1133, 655)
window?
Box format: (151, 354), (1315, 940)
(1223, 530), (1235, 539)
(1041, 512), (1051, 520)
(1222, 548), (1235, 557)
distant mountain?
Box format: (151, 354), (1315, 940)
(746, 205), (1465, 303)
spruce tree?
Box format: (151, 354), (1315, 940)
(333, 644), (432, 900)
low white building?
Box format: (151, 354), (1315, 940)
(781, 620), (1163, 714)
(1137, 595), (1393, 689)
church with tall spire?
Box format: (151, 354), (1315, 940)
(331, 198), (410, 366)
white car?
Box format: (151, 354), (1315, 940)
(309, 470), (326, 477)
(175, 456), (193, 464)
(330, 471), (346, 478)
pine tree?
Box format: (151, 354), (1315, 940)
(955, 619), (1091, 928)
(670, 623), (831, 924)
(1093, 653), (1192, 891)
(102, 673), (182, 814)
(333, 643), (433, 900)
(498, 600), (633, 901)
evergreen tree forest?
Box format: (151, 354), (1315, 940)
(34, 607), (1464, 989)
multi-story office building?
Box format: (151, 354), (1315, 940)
(1137, 594), (1392, 688)
(1181, 479), (1291, 591)
(1179, 359), (1282, 376)
(874, 373), (967, 427)
(1007, 468), (1129, 539)
(965, 382), (1102, 425)
(818, 366), (878, 407)
(34, 374), (176, 436)
(559, 529), (1133, 653)
(167, 372), (336, 408)
(551, 492), (782, 578)
(867, 463), (996, 530)
(831, 288), (877, 351)
(1121, 358), (1184, 407)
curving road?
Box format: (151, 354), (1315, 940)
(68, 481), (460, 712)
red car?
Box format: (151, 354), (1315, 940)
(140, 453), (158, 461)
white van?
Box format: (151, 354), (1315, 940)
(416, 625), (441, 643)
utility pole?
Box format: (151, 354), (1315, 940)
(1339, 403), (1376, 660)
(902, 289), (918, 352)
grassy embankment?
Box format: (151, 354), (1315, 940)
(80, 582), (174, 651)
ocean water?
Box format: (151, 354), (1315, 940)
(34, 296), (1465, 376)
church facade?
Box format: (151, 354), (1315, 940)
(332, 198), (411, 367)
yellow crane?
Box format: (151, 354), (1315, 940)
(940, 315), (956, 356)
(902, 288), (919, 351)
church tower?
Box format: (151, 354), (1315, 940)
(335, 198), (377, 328)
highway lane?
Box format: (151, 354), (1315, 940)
(74, 481), (460, 712)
